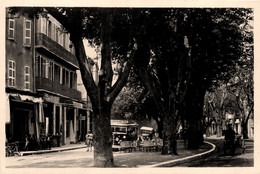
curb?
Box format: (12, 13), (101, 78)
(139, 141), (216, 168)
(19, 145), (87, 156)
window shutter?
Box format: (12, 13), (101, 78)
(24, 19), (31, 46)
(8, 19), (15, 39)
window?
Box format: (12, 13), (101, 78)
(62, 68), (65, 85)
(65, 70), (69, 86)
(59, 32), (63, 46)
(24, 66), (30, 90)
(8, 19), (15, 39)
(69, 72), (73, 88)
(8, 60), (15, 87)
(74, 73), (77, 89)
(24, 20), (31, 46)
(41, 57), (49, 79)
(60, 66), (63, 84)
(35, 56), (39, 77)
(54, 64), (61, 83)
(61, 68), (70, 86)
(49, 61), (54, 80)
(55, 27), (59, 42)
(47, 20), (52, 38)
(63, 34), (66, 47)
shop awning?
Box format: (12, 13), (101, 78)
(9, 93), (43, 103)
(7, 93), (44, 124)
(6, 94), (10, 123)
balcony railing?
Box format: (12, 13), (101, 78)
(36, 77), (81, 100)
(35, 33), (78, 68)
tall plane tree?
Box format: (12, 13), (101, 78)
(10, 7), (145, 167)
(133, 8), (253, 153)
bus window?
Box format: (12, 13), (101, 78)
(114, 127), (127, 134)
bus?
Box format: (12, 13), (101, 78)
(140, 126), (154, 141)
(111, 120), (138, 147)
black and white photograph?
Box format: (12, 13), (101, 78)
(1, 0), (258, 173)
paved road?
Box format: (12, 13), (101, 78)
(178, 138), (254, 167)
(4, 138), (253, 168)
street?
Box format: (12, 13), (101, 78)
(4, 138), (254, 168)
(178, 138), (254, 167)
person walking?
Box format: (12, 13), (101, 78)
(85, 131), (93, 152)
(224, 124), (236, 155)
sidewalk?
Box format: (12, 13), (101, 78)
(12, 140), (215, 167)
(18, 142), (88, 156)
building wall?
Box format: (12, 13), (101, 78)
(6, 9), (88, 149)
(34, 13), (86, 145)
(6, 12), (34, 92)
(248, 118), (254, 138)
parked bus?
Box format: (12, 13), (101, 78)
(140, 126), (154, 140)
(111, 120), (138, 147)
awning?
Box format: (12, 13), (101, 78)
(7, 93), (45, 123)
(20, 94), (43, 103)
(9, 93), (43, 103)
(6, 94), (10, 123)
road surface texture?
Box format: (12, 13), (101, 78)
(5, 140), (211, 168)
(4, 138), (253, 168)
(177, 138), (254, 167)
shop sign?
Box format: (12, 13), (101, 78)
(43, 94), (60, 103)
(111, 119), (135, 124)
(60, 98), (73, 104)
(78, 116), (86, 120)
(73, 101), (83, 108)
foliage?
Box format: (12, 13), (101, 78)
(131, 8), (253, 151)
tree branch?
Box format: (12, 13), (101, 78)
(99, 8), (113, 92)
(107, 41), (137, 104)
(71, 36), (98, 106)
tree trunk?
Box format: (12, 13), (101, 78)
(186, 88), (205, 149)
(92, 103), (114, 167)
(161, 113), (178, 155)
(242, 121), (249, 139)
(187, 119), (203, 149)
(153, 117), (163, 138)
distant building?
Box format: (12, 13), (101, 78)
(204, 90), (254, 139)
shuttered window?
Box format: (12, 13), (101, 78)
(24, 19), (31, 46)
(8, 60), (16, 87)
(24, 66), (30, 90)
(8, 19), (15, 39)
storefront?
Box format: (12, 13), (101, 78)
(42, 93), (88, 146)
(6, 93), (44, 151)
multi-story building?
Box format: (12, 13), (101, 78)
(5, 10), (45, 150)
(5, 8), (91, 150)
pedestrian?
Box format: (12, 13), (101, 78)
(85, 131), (93, 152)
(46, 134), (52, 150)
(224, 124), (235, 155)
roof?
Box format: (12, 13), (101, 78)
(111, 123), (138, 127)
(140, 126), (154, 131)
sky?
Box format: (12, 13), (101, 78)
(83, 39), (97, 59)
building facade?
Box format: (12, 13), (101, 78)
(5, 8), (91, 151)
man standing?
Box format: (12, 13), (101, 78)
(85, 131), (93, 152)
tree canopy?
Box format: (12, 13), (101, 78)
(8, 7), (253, 164)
